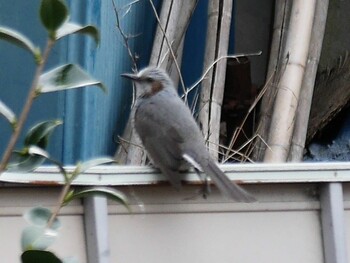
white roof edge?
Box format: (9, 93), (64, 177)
(1, 162), (350, 186)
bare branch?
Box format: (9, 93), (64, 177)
(111, 0), (138, 72)
(183, 52), (262, 98)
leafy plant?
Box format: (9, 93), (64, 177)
(0, 0), (128, 262)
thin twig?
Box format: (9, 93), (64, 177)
(0, 39), (55, 174)
(112, 0), (141, 105)
(118, 135), (144, 149)
(222, 133), (270, 163)
(208, 140), (255, 163)
(182, 52), (262, 98)
(112, 0), (138, 72)
(120, 0), (140, 13)
(190, 89), (200, 115)
(242, 134), (270, 162)
(223, 71), (274, 161)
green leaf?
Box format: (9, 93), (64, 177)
(21, 226), (58, 251)
(7, 151), (45, 172)
(21, 250), (62, 263)
(40, 0), (68, 37)
(24, 120), (62, 148)
(0, 27), (40, 59)
(23, 207), (61, 229)
(18, 145), (69, 182)
(64, 187), (129, 209)
(38, 64), (106, 93)
(28, 145), (50, 159)
(56, 22), (99, 44)
(8, 144), (65, 176)
(73, 157), (115, 177)
(0, 99), (16, 126)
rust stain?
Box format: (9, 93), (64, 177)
(32, 180), (61, 186)
(233, 180), (244, 184)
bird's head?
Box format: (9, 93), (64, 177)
(121, 67), (174, 98)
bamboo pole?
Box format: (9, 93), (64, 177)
(253, 0), (292, 161)
(199, 0), (233, 160)
(264, 0), (316, 162)
(169, 37), (185, 88)
(165, 1), (198, 73)
(288, 0), (329, 161)
(198, 0), (220, 148)
(149, 0), (182, 67)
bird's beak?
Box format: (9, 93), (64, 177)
(121, 72), (139, 81)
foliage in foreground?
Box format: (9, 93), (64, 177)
(0, 0), (128, 262)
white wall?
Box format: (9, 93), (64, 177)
(2, 181), (350, 263)
(108, 184), (324, 263)
(0, 188), (86, 263)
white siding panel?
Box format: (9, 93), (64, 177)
(108, 184), (323, 263)
(109, 210), (323, 263)
(0, 216), (87, 262)
(0, 188), (86, 262)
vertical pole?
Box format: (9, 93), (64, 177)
(66, 2), (112, 262)
(84, 196), (110, 263)
(320, 183), (348, 263)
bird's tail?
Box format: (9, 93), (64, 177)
(183, 153), (255, 202)
(201, 159), (256, 202)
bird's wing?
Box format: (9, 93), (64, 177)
(134, 99), (187, 188)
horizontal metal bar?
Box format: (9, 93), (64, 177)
(1, 162), (350, 186)
(109, 201), (321, 214)
(0, 206), (84, 216)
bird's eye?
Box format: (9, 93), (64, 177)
(145, 77), (153, 82)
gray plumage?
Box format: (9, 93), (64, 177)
(122, 67), (255, 202)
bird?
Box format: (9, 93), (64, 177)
(121, 66), (255, 202)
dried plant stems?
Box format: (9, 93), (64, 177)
(199, 0), (233, 160)
(288, 0), (329, 161)
(264, 0), (316, 162)
(253, 0), (292, 161)
(223, 72), (274, 163)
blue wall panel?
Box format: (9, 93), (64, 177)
(0, 0), (161, 164)
(182, 0), (209, 89)
(63, 0), (160, 163)
(0, 0), (65, 161)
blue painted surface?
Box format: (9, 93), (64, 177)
(0, 0), (161, 164)
(63, 0), (160, 163)
(182, 0), (209, 90)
